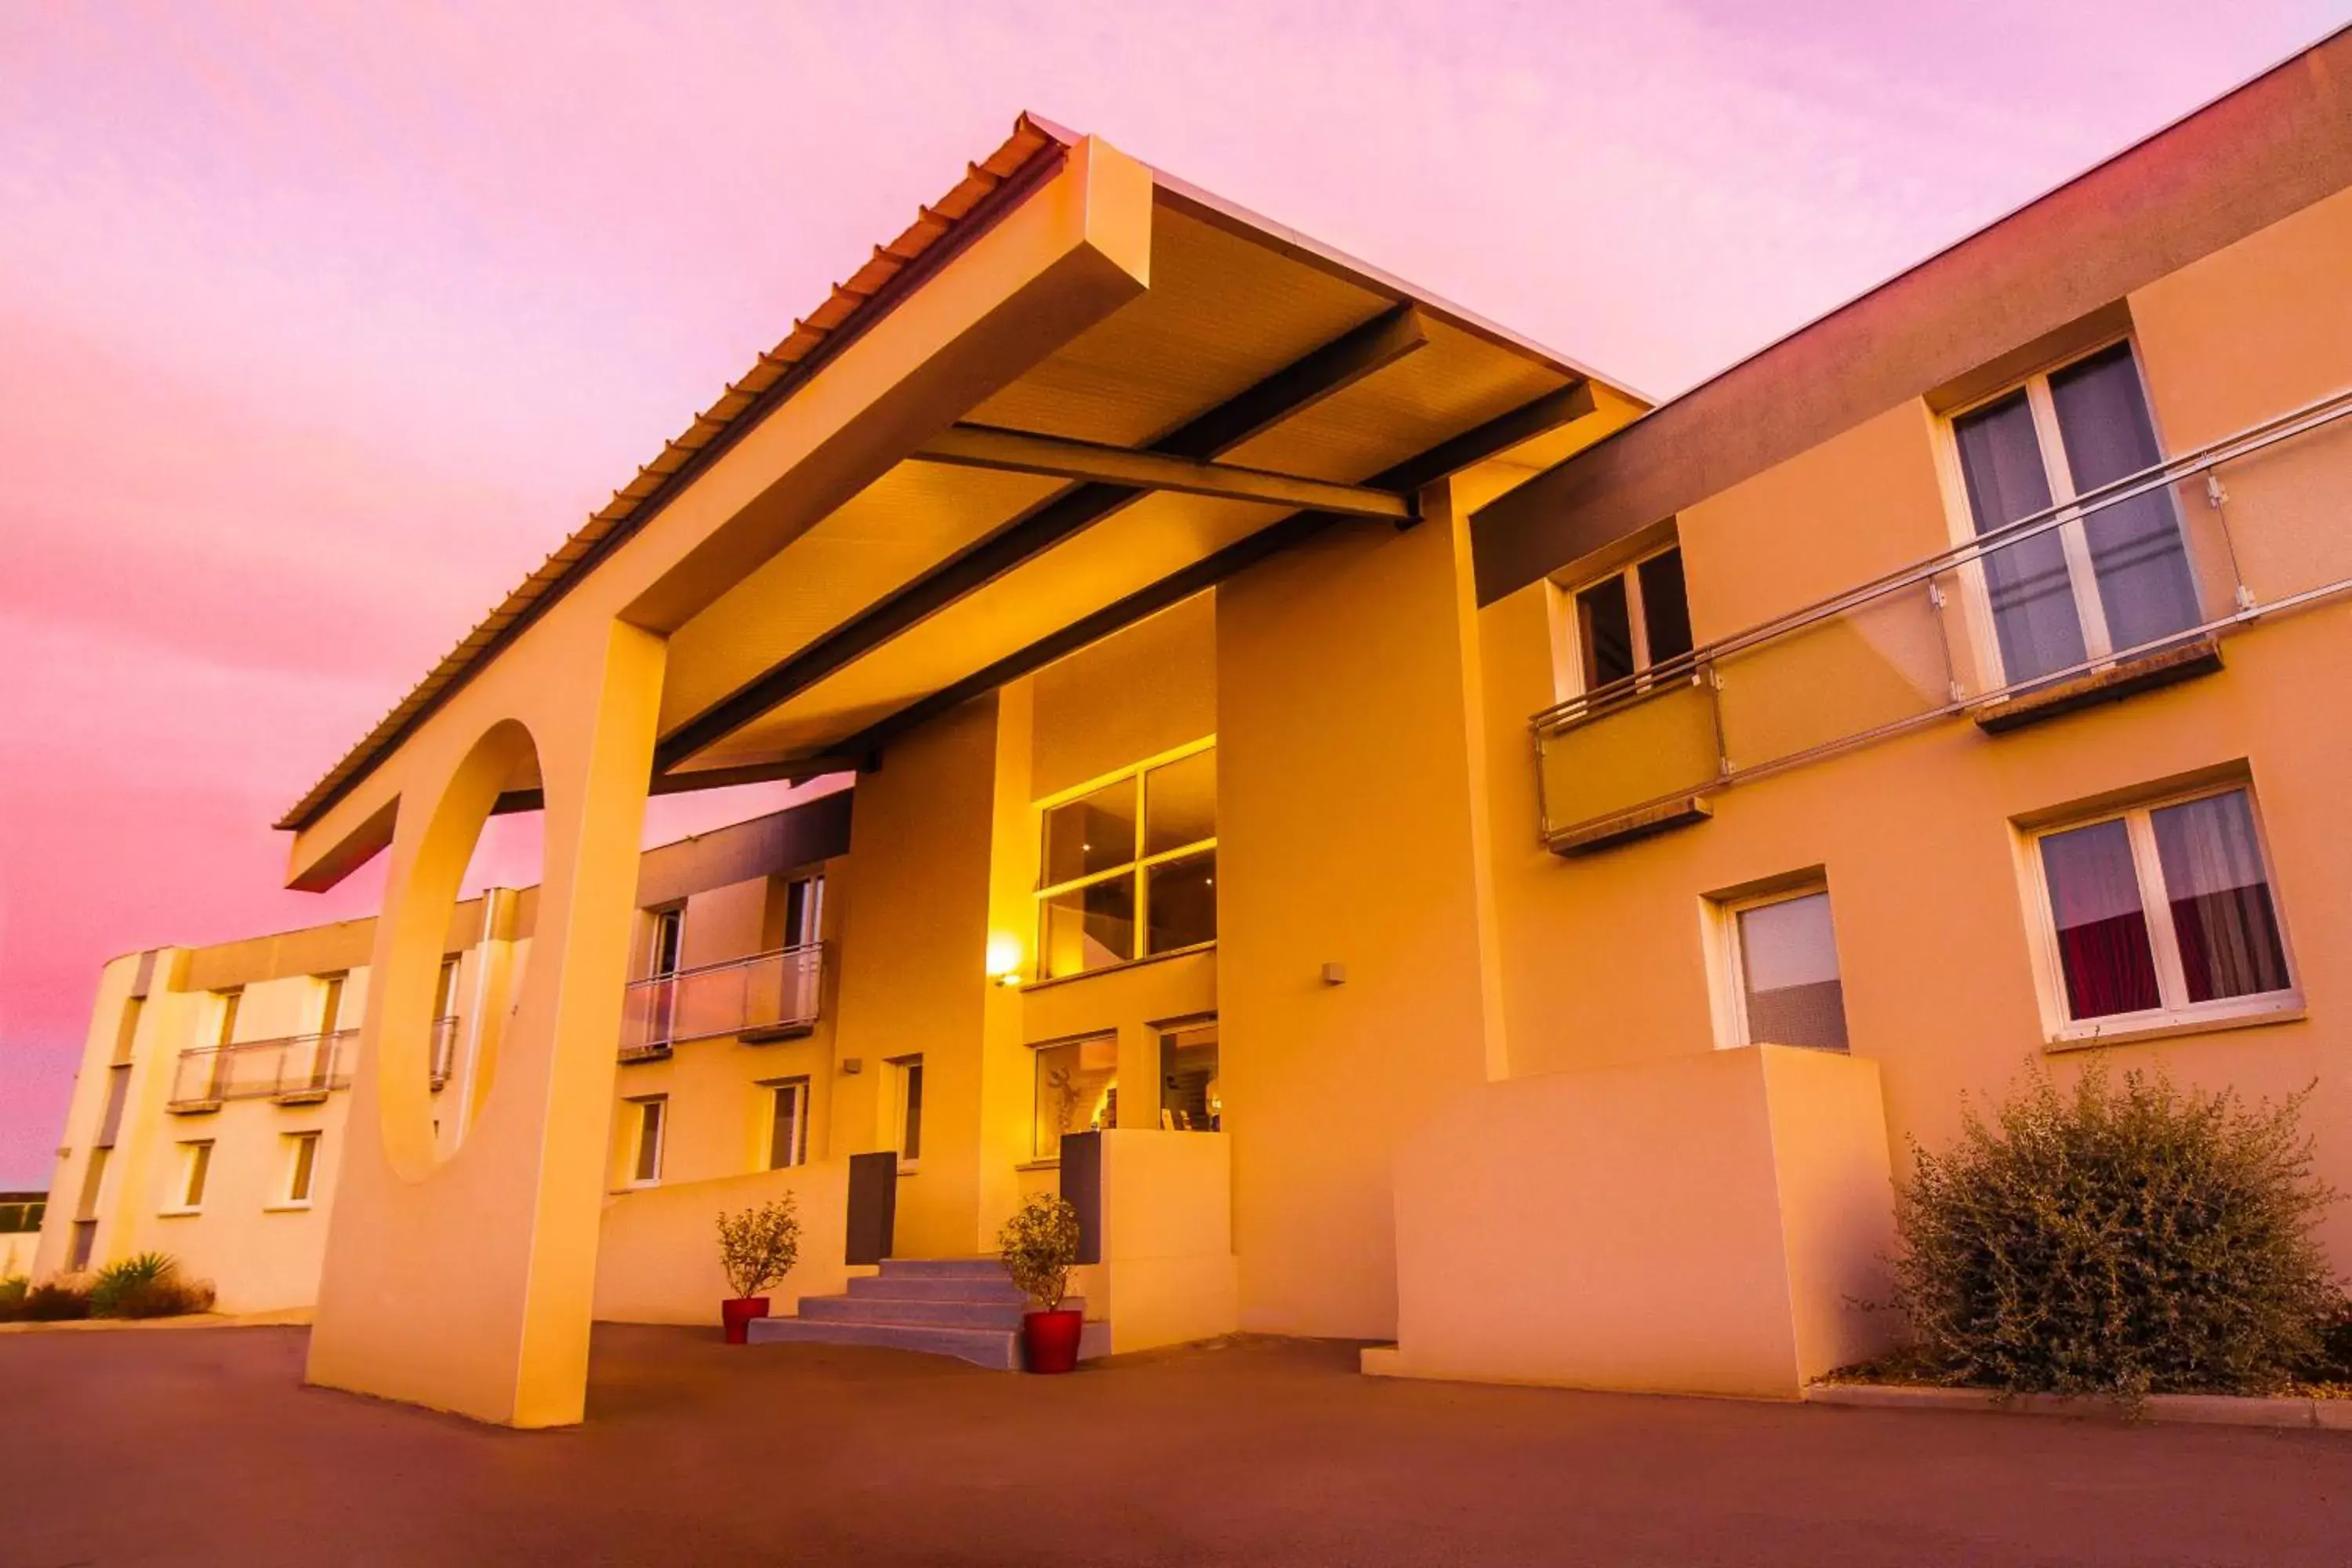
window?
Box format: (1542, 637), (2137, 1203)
(2030, 784), (2293, 1037)
(318, 973), (347, 1036)
(1038, 744), (1217, 980)
(1159, 1022), (1220, 1132)
(1567, 544), (1693, 695)
(779, 876), (825, 949)
(174, 1141), (214, 1211)
(629, 1098), (666, 1185)
(430, 959), (462, 1091)
(282, 1132), (321, 1206)
(1719, 884), (1849, 1051)
(68, 1221), (96, 1272)
(766, 1080), (809, 1171)
(648, 907), (686, 978)
(213, 988), (243, 1047)
(1951, 340), (2200, 687)
(894, 1058), (924, 1165)
(1032, 1035), (1118, 1160)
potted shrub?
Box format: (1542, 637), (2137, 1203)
(998, 1192), (1083, 1374)
(714, 1194), (800, 1344)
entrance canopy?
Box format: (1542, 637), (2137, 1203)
(278, 114), (1645, 882)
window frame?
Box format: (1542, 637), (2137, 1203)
(1708, 877), (1849, 1053)
(278, 1131), (322, 1209)
(1033, 739), (1218, 982)
(646, 905), (688, 979)
(2021, 780), (2300, 1047)
(1029, 1030), (1120, 1162)
(764, 1078), (810, 1171)
(165, 1139), (214, 1215)
(891, 1055), (925, 1169)
(1556, 539), (1692, 701)
(1938, 334), (2196, 689)
(626, 1096), (667, 1188)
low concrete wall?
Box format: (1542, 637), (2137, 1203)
(1375, 1046), (1899, 1399)
(1073, 1130), (1238, 1354)
(593, 1161), (856, 1326)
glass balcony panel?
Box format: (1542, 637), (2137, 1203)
(1713, 586), (1952, 771)
(1537, 677), (1718, 836)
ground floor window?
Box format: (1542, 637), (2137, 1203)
(175, 1140), (215, 1211)
(1158, 1021), (1219, 1131)
(765, 1080), (809, 1170)
(892, 1058), (924, 1165)
(629, 1098), (666, 1185)
(2029, 782), (2293, 1033)
(1718, 883), (1849, 1051)
(281, 1132), (321, 1206)
(1033, 1035), (1118, 1160)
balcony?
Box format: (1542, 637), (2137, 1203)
(1533, 387), (2352, 852)
(619, 942), (826, 1062)
(167, 1029), (359, 1112)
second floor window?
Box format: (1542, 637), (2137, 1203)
(648, 907), (686, 978)
(1951, 339), (2201, 687)
(1565, 543), (1693, 699)
(1037, 743), (1217, 980)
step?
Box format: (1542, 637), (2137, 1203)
(746, 1312), (1113, 1371)
(797, 1294), (1086, 1330)
(748, 1316), (1023, 1370)
(876, 1257), (1007, 1279)
(846, 1273), (1030, 1305)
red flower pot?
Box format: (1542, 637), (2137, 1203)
(721, 1296), (771, 1345)
(1022, 1308), (1084, 1374)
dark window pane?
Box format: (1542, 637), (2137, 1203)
(1737, 891), (1848, 1051)
(2151, 790), (2291, 1004)
(1043, 779), (1138, 887)
(2049, 345), (2200, 652)
(1144, 750), (1216, 855)
(902, 1063), (924, 1162)
(1159, 1023), (1220, 1132)
(2039, 819), (2161, 1018)
(1956, 392), (2083, 683)
(1576, 575), (1636, 689)
(1146, 851), (1217, 955)
(1639, 548), (1694, 666)
(1041, 875), (1136, 978)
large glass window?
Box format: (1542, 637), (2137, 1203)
(1952, 341), (2199, 686)
(2033, 784), (2292, 1030)
(1722, 885), (1849, 1051)
(1032, 1035), (1119, 1160)
(1037, 744), (1217, 980)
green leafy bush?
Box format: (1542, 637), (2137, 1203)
(715, 1196), (801, 1299)
(1892, 1065), (2341, 1401)
(998, 1193), (1081, 1312)
(0, 1275), (27, 1310)
(87, 1253), (215, 1319)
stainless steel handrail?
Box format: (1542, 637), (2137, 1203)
(622, 942), (826, 1054)
(1533, 382), (2352, 735)
(1530, 380), (2352, 846)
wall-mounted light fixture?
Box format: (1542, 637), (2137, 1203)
(1320, 962), (1348, 985)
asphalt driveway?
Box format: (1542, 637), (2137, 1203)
(5, 1325), (2350, 1566)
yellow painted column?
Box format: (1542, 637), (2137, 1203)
(305, 620), (666, 1427)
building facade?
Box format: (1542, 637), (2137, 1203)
(27, 32), (2352, 1421)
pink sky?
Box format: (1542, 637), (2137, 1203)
(2, 2), (2344, 1187)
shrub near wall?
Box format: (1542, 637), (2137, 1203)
(1891, 1065), (2342, 1401)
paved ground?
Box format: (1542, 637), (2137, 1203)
(7, 1327), (2352, 1566)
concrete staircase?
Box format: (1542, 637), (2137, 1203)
(746, 1258), (1108, 1370)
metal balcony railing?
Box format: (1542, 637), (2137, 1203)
(619, 942), (826, 1061)
(166, 1028), (361, 1111)
(1532, 385), (2352, 850)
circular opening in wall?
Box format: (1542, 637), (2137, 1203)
(377, 720), (546, 1181)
